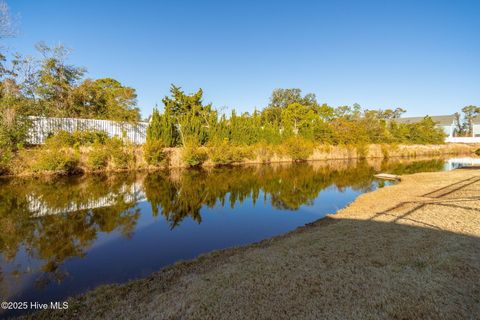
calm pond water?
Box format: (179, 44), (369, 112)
(0, 157), (469, 317)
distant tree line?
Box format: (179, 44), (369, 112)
(147, 86), (447, 148)
(0, 42), (140, 120)
(0, 0), (140, 157)
(0, 43), (141, 158)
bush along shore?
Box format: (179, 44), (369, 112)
(0, 129), (477, 177)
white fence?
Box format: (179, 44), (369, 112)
(28, 116), (149, 145)
(28, 182), (146, 217)
(445, 157), (480, 171)
(445, 136), (480, 144)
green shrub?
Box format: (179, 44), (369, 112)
(207, 140), (232, 165)
(0, 108), (31, 151)
(45, 134), (134, 171)
(87, 144), (110, 170)
(182, 143), (207, 167)
(0, 148), (13, 175)
(207, 140), (249, 166)
(355, 144), (368, 159)
(316, 144), (332, 154)
(32, 148), (80, 174)
(143, 140), (168, 166)
(281, 136), (314, 161)
(46, 130), (110, 148)
(45, 130), (75, 147)
(72, 130), (110, 145)
(406, 117), (446, 144)
(475, 149), (480, 156)
(87, 138), (136, 171)
(112, 150), (134, 169)
(236, 145), (254, 161)
(107, 139), (135, 169)
(253, 142), (274, 163)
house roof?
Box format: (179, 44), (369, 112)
(394, 114), (456, 126)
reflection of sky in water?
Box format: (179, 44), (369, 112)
(0, 157), (475, 317)
(302, 185), (370, 215)
(14, 188), (359, 305)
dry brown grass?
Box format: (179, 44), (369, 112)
(143, 143), (478, 167)
(22, 168), (480, 320)
(3, 143), (476, 177)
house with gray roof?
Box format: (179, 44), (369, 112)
(473, 116), (480, 137)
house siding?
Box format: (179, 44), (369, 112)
(473, 124), (480, 137)
(438, 124), (454, 137)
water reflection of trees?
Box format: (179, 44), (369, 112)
(144, 161), (377, 228)
(380, 158), (445, 175)
(0, 158), (446, 298)
(143, 159), (447, 229)
(0, 174), (141, 296)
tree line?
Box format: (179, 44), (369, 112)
(0, 0), (140, 156)
(0, 42), (140, 120)
(147, 86), (447, 148)
(0, 41), (469, 161)
(0, 42), (142, 162)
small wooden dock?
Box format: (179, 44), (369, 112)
(374, 173), (401, 181)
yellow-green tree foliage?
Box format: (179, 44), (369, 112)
(146, 87), (446, 148)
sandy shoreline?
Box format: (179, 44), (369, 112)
(21, 168), (480, 319)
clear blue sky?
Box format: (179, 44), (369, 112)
(4, 0), (480, 118)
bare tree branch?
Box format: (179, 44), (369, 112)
(0, 1), (17, 39)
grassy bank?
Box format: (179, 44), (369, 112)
(21, 168), (480, 320)
(1, 142), (478, 177)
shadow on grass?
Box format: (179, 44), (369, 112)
(14, 217), (480, 320)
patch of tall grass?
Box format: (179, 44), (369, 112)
(280, 136), (314, 161)
(31, 147), (80, 175)
(182, 143), (208, 167)
(86, 143), (110, 170)
(143, 139), (169, 166)
(207, 140), (252, 166)
(45, 130), (110, 148)
(0, 148), (13, 175)
(252, 142), (276, 163)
